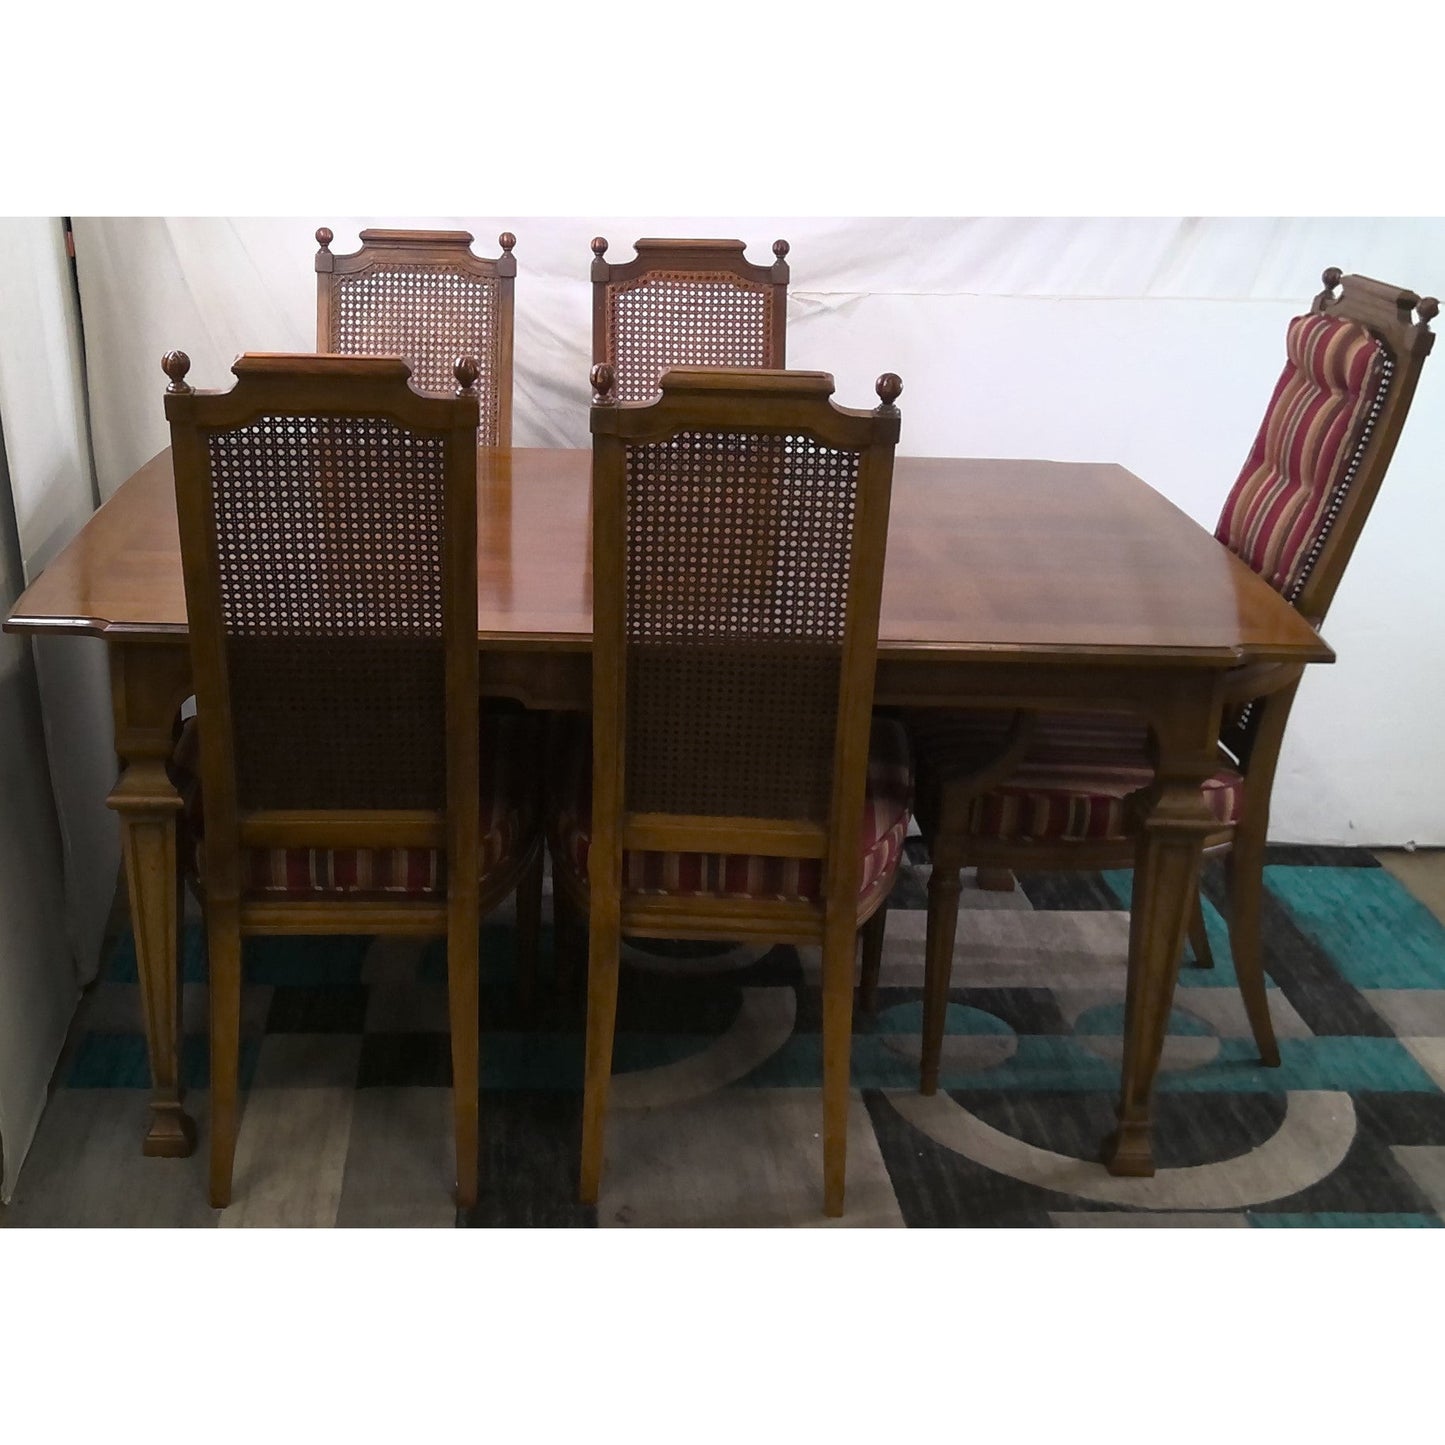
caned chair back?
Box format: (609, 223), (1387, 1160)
(162, 351), (481, 905)
(588, 364), (901, 928)
(1214, 270), (1436, 762)
(590, 237), (790, 404)
(316, 227), (515, 446)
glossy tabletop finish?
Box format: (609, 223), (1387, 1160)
(5, 447), (1333, 669)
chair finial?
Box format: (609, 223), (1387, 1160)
(1313, 268), (1345, 312)
(875, 373), (902, 412)
(773, 238), (790, 260)
(591, 236), (609, 259)
(316, 227), (333, 253)
(498, 231), (516, 255)
(162, 350), (193, 394)
(1418, 296), (1440, 325)
(454, 356), (480, 394)
(591, 362), (616, 402)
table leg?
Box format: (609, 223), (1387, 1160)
(107, 643), (195, 1157)
(1103, 688), (1222, 1177)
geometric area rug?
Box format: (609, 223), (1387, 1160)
(4, 843), (1445, 1227)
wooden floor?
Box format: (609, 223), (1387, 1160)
(1376, 849), (1445, 925)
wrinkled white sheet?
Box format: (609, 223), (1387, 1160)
(0, 217), (118, 1198)
(71, 217), (1445, 852)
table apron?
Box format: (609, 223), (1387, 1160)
(103, 641), (1238, 737)
(480, 648), (1237, 724)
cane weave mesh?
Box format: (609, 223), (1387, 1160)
(607, 272), (774, 403)
(205, 413), (448, 812)
(331, 266), (503, 443)
(622, 430), (859, 823)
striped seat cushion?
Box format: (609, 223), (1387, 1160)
(1215, 311), (1387, 600)
(916, 711), (1242, 844)
(550, 716), (913, 904)
(173, 712), (539, 898)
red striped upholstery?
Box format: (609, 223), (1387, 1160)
(917, 711), (1242, 844)
(550, 716), (913, 905)
(174, 713), (538, 898)
(1215, 311), (1387, 600)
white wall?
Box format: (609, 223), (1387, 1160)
(72, 217), (1445, 846)
(0, 430), (73, 1201)
(0, 216), (117, 1198)
(0, 219), (118, 982)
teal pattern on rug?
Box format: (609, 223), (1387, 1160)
(1264, 866), (1445, 988)
(13, 845), (1445, 1227)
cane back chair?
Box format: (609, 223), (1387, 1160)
(884, 270), (1437, 1094)
(163, 351), (542, 1209)
(552, 363), (910, 1218)
(590, 236), (790, 403)
(316, 226), (517, 447)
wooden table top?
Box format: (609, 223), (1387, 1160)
(4, 446), (1332, 668)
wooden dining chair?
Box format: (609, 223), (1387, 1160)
(162, 350), (543, 1209)
(315, 225), (541, 995)
(876, 270), (1438, 1094)
(590, 236), (790, 403)
(316, 226), (516, 446)
(550, 363), (910, 1218)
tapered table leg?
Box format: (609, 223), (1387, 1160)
(107, 642), (195, 1157)
(1103, 683), (1223, 1177)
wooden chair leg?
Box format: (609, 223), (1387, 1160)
(579, 904), (622, 1206)
(514, 844), (544, 1017)
(206, 904), (242, 1209)
(1187, 889), (1215, 970)
(857, 902), (887, 1014)
(447, 904), (481, 1209)
(821, 911), (857, 1218)
(1225, 835), (1280, 1067)
(921, 845), (964, 1096)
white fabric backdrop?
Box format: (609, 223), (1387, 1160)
(0, 216), (117, 1198)
(0, 427), (72, 1202)
(72, 216), (1445, 845)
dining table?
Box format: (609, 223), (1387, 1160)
(3, 444), (1333, 1178)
